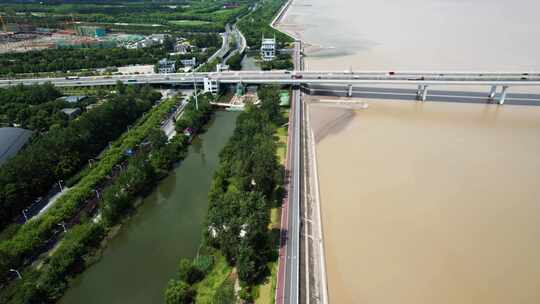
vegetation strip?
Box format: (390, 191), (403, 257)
(0, 87), (213, 303)
(164, 85), (287, 303)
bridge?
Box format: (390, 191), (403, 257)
(2, 71), (540, 105)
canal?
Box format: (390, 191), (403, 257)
(59, 111), (239, 304)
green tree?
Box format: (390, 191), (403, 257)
(164, 279), (195, 304)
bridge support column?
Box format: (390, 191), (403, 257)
(347, 84), (353, 97)
(488, 85), (497, 101)
(416, 85), (428, 102)
(498, 86), (509, 105)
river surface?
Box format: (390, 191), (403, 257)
(310, 100), (540, 304)
(279, 0), (540, 72)
(278, 0), (540, 303)
(60, 112), (238, 304)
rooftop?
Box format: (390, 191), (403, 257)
(0, 127), (33, 165)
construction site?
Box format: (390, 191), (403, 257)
(0, 14), (153, 54)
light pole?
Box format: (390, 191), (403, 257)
(9, 269), (22, 280)
(93, 189), (100, 200)
(57, 222), (67, 233)
(191, 70), (199, 111)
(58, 180), (64, 191)
(22, 208), (29, 222)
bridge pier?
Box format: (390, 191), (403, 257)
(347, 84), (353, 97)
(488, 85), (497, 101)
(498, 86), (509, 105)
(416, 85), (429, 102)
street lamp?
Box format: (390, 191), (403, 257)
(57, 222), (67, 233)
(191, 70), (199, 111)
(22, 208), (29, 222)
(9, 269), (22, 280)
(93, 189), (100, 200)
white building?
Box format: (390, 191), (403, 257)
(180, 57), (197, 68)
(157, 58), (176, 74)
(260, 36), (276, 61)
(203, 77), (219, 94)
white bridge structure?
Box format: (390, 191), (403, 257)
(1, 70), (540, 104)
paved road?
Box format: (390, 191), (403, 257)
(2, 71), (540, 88)
(278, 40), (302, 304)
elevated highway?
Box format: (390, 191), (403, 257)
(2, 70), (540, 104)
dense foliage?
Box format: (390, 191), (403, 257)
(205, 86), (284, 287)
(261, 53), (294, 71)
(237, 0), (293, 49)
(0, 83), (69, 130)
(0, 85), (165, 286)
(0, 84), (160, 231)
(0, 91), (213, 303)
(165, 85), (286, 302)
(0, 47), (167, 76)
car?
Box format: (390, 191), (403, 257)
(284, 71), (292, 74)
(292, 74), (303, 79)
(389, 71), (395, 76)
(521, 77), (528, 80)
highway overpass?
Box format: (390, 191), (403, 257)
(2, 70), (540, 104)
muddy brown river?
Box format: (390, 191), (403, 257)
(309, 100), (540, 303)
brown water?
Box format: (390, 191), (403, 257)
(310, 100), (540, 303)
(279, 0), (540, 72)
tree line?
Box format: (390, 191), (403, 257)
(0, 84), (161, 232)
(237, 0), (293, 49)
(164, 85), (286, 303)
(0, 47), (167, 76)
(0, 91), (213, 303)
(0, 83), (79, 131)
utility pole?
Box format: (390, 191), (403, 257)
(192, 70), (199, 110)
(22, 208), (29, 222)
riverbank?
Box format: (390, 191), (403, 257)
(60, 110), (238, 304)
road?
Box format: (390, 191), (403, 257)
(277, 40), (302, 304)
(2, 70), (540, 88)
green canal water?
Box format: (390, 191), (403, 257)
(59, 111), (238, 304)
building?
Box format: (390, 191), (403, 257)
(0, 127), (33, 165)
(149, 34), (168, 44)
(60, 95), (87, 103)
(61, 108), (81, 119)
(204, 77), (219, 94)
(76, 26), (106, 38)
(216, 63), (229, 72)
(174, 42), (191, 54)
(157, 58), (176, 73)
(260, 36), (276, 61)
(180, 57), (197, 68)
